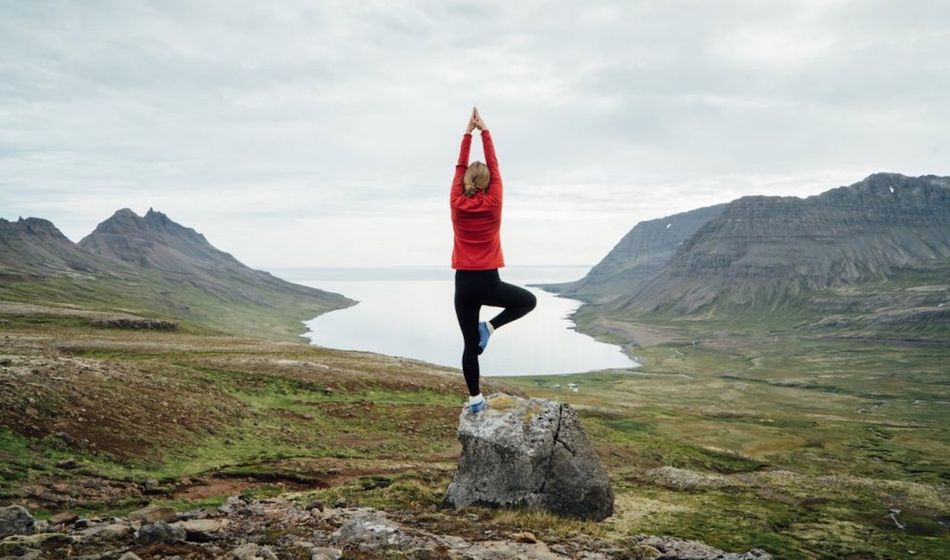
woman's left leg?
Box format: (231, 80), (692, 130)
(454, 287), (483, 397)
(483, 279), (537, 330)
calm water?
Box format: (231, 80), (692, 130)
(271, 266), (638, 376)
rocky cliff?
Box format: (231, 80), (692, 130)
(558, 173), (950, 316)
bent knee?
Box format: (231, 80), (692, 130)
(526, 291), (538, 311)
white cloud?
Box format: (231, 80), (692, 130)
(1, 0), (948, 268)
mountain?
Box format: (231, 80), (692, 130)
(612, 173), (950, 314)
(547, 173), (950, 322)
(78, 208), (346, 307)
(0, 217), (112, 279)
(0, 209), (354, 341)
(542, 204), (728, 303)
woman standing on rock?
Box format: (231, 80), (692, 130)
(451, 107), (537, 414)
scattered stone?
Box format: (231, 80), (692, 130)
(0, 490), (769, 559)
(1, 532), (73, 548)
(128, 504), (178, 524)
(645, 466), (732, 491)
(310, 546), (343, 560)
(510, 530), (538, 543)
(627, 544), (662, 559)
(0, 505), (35, 538)
(218, 495), (250, 515)
(331, 509), (424, 551)
(55, 459), (79, 469)
(136, 520), (185, 545)
(443, 393), (614, 521)
(89, 317), (179, 331)
(633, 535), (773, 559)
(462, 539), (569, 559)
(306, 500), (325, 512)
(332, 497), (347, 508)
(47, 512), (79, 526)
(0, 358), (12, 367)
(142, 478), (164, 494)
(228, 542), (277, 559)
(78, 522), (132, 541)
(174, 518), (229, 542)
(54, 431), (76, 446)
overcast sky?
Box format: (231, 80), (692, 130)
(2, 1), (948, 269)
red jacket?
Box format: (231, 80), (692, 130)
(450, 130), (504, 270)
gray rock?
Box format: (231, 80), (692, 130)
(173, 518), (228, 542)
(119, 552), (143, 560)
(310, 546), (343, 560)
(0, 532), (73, 549)
(229, 542), (262, 560)
(645, 466), (732, 491)
(128, 504), (178, 524)
(0, 505), (35, 538)
(218, 495), (250, 515)
(78, 522), (132, 541)
(461, 539), (572, 559)
(331, 509), (424, 551)
(443, 393), (614, 521)
(136, 520), (186, 545)
(635, 535), (773, 559)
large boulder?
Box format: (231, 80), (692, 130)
(442, 393), (614, 520)
(0, 505), (35, 538)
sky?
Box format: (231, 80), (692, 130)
(2, 0), (949, 269)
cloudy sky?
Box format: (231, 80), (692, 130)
(2, 1), (948, 269)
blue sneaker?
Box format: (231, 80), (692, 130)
(478, 321), (492, 352)
(468, 399), (487, 414)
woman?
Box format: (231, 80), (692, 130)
(451, 107), (537, 414)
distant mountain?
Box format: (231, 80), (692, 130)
(591, 173), (950, 315)
(613, 173), (950, 314)
(0, 209), (354, 341)
(542, 204), (728, 303)
(78, 208), (344, 306)
(0, 217), (112, 278)
(547, 173), (950, 320)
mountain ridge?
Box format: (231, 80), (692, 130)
(0, 208), (355, 341)
(548, 172), (950, 317)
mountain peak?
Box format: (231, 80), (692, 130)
(79, 208), (236, 274)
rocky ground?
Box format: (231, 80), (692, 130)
(0, 498), (773, 560)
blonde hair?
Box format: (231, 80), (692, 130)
(463, 161), (490, 197)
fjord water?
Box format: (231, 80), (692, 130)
(275, 266), (638, 376)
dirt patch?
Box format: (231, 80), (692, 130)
(173, 474), (318, 500)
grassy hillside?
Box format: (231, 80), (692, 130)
(0, 264), (352, 343)
(1, 300), (947, 558)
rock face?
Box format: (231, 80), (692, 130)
(442, 393), (614, 521)
(549, 173), (950, 315)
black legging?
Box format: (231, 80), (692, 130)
(454, 269), (537, 396)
